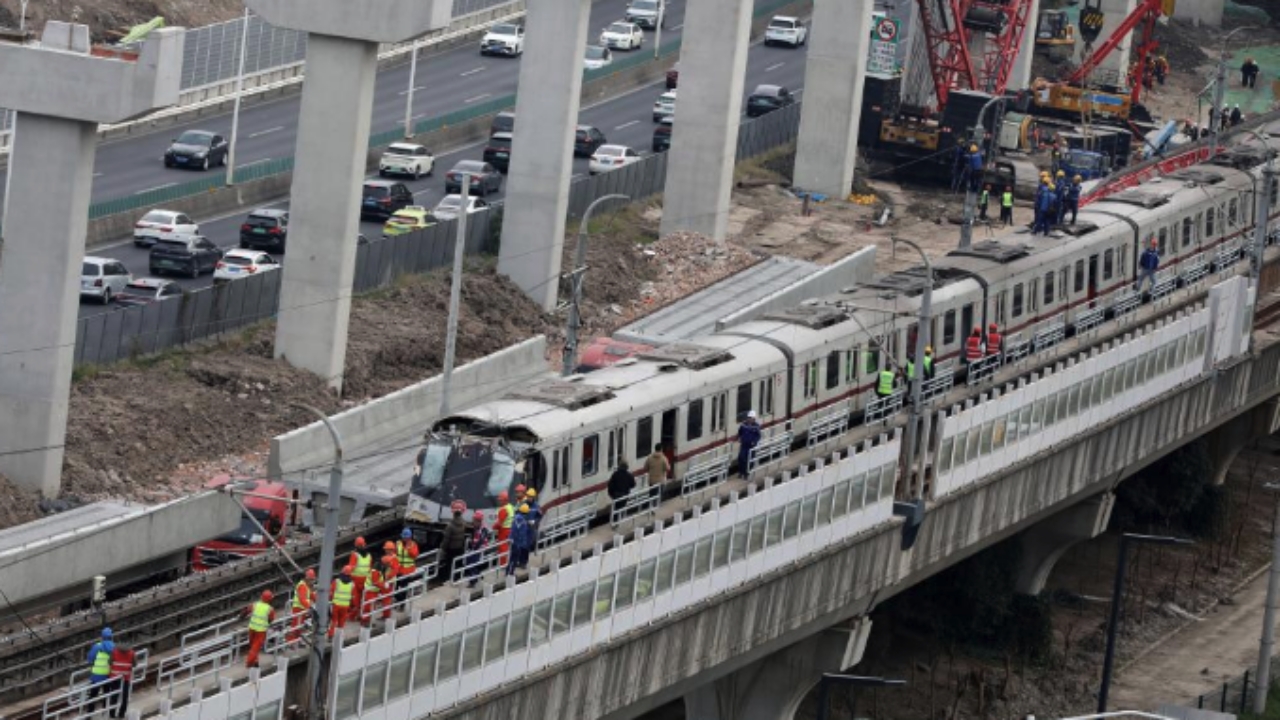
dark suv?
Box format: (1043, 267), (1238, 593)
(652, 116), (674, 152)
(490, 111), (515, 137)
(239, 209), (290, 252)
(483, 132), (514, 172)
(360, 181), (413, 220)
(574, 125), (607, 157)
(746, 84), (795, 118)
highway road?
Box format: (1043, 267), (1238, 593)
(21, 0), (811, 318)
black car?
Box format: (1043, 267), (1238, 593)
(239, 209), (290, 252)
(360, 181), (414, 220)
(164, 130), (229, 171)
(652, 116), (674, 152)
(483, 133), (514, 173)
(746, 85), (795, 118)
(444, 160), (503, 195)
(149, 235), (223, 278)
(490, 111), (516, 137)
(574, 125), (607, 157)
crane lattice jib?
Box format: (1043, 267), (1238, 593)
(971, 0), (1037, 94)
(916, 0), (978, 108)
(1065, 0), (1164, 86)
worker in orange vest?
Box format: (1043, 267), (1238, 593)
(347, 537), (373, 618)
(361, 560), (388, 626)
(244, 590), (276, 668)
(964, 326), (985, 364)
(986, 322), (1003, 356)
(379, 552), (399, 619)
(329, 565), (355, 638)
(493, 491), (515, 566)
(289, 569), (315, 642)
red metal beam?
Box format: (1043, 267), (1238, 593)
(972, 0), (1036, 95)
(915, 0), (978, 108)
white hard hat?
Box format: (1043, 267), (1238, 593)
(747, 410), (757, 419)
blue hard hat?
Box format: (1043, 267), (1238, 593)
(401, 528), (412, 539)
(102, 627), (112, 638)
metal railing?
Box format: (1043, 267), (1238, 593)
(965, 353), (1002, 386)
(1112, 289), (1142, 316)
(451, 544), (500, 584)
(920, 365), (956, 400)
(534, 505), (595, 552)
(807, 403), (851, 448)
(609, 485), (662, 526)
(1073, 304), (1106, 334)
(1216, 242), (1243, 272)
(1032, 316), (1067, 352)
(1002, 337), (1031, 364)
(43, 677), (125, 720)
(746, 421), (794, 475)
(681, 451), (732, 496)
(1181, 254), (1210, 285)
(67, 649), (149, 691)
(1150, 273), (1179, 301)
(864, 389), (904, 424)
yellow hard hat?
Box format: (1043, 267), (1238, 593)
(525, 488), (537, 498)
(1074, 174), (1083, 182)
(1040, 171), (1050, 178)
(1056, 170), (1065, 177)
(925, 346), (933, 354)
(969, 144), (978, 152)
(519, 503), (530, 513)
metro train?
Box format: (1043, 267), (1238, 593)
(405, 134), (1280, 530)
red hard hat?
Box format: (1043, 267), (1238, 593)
(498, 491), (509, 502)
(343, 564), (354, 574)
(514, 484), (527, 496)
(262, 590), (273, 602)
(473, 510), (484, 522)
(383, 540), (396, 551)
(355, 537), (366, 548)
(305, 569), (316, 580)
(450, 499), (466, 513)
(989, 322), (998, 331)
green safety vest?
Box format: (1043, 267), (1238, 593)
(249, 601), (272, 632)
(500, 503), (515, 529)
(1002, 191), (1014, 208)
(352, 552), (371, 579)
(333, 579), (353, 609)
(877, 370), (895, 395)
(980, 190), (989, 205)
(924, 356), (934, 375)
(906, 360), (915, 379)
(92, 646), (111, 676)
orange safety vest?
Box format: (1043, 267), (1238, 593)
(964, 335), (984, 360)
(293, 580), (312, 610)
(986, 332), (1002, 354)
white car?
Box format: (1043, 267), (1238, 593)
(600, 21), (643, 51)
(379, 143), (435, 179)
(653, 90), (676, 122)
(80, 257), (132, 304)
(625, 0), (666, 30)
(432, 194), (490, 221)
(214, 249), (281, 282)
(764, 16), (808, 47)
(133, 209), (198, 248)
(480, 23), (524, 56)
(589, 144), (642, 175)
(584, 44), (613, 71)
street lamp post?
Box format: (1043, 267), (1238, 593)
(1254, 483), (1280, 712)
(562, 194), (629, 376)
(816, 674), (907, 720)
(1209, 27), (1250, 160)
(891, 238), (933, 499)
(289, 403), (345, 720)
(653, 0), (665, 60)
(960, 96), (1005, 250)
(404, 38), (422, 139)
(1098, 533), (1194, 713)
(226, 7), (252, 186)
(439, 172), (472, 416)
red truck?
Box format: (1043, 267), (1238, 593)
(191, 477), (291, 571)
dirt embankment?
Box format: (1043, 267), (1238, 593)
(0, 0), (243, 41)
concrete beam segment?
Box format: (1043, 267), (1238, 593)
(683, 618), (872, 720)
(660, 0), (754, 241)
(0, 24), (183, 123)
(1014, 492), (1115, 595)
(1076, 0), (1138, 80)
(0, 27), (182, 496)
(792, 0), (874, 199)
(496, 0), (592, 311)
(247, 0), (451, 43)
(1173, 0), (1223, 27)
(1008, 0), (1041, 91)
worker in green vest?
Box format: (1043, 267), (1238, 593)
(1000, 186), (1015, 227)
(85, 627), (115, 711)
(923, 347), (935, 379)
(876, 366), (896, 398)
(244, 590), (275, 668)
(978, 184), (991, 220)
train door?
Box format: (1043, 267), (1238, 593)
(661, 408), (678, 470)
(1088, 253), (1099, 299)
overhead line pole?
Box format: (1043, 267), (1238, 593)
(440, 172), (471, 416)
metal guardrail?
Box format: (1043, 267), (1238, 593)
(1033, 317), (1067, 352)
(864, 389), (904, 424)
(965, 354), (1001, 386)
(1002, 337), (1031, 364)
(67, 649), (149, 691)
(44, 677), (125, 720)
(1216, 243), (1243, 272)
(681, 452), (731, 496)
(609, 485), (662, 526)
(451, 545), (500, 584)
(1074, 305), (1105, 334)
(1151, 274), (1179, 301)
(535, 505), (595, 552)
(920, 365), (956, 401)
(1181, 255), (1210, 285)
(806, 403), (850, 448)
(1112, 290), (1142, 317)
(746, 421), (793, 475)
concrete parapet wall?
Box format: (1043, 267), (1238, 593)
(269, 336), (548, 478)
(714, 246), (876, 331)
(0, 492), (241, 608)
(434, 338), (1280, 720)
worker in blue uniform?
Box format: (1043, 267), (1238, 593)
(1063, 175), (1083, 225)
(1054, 170), (1070, 225)
(1032, 180), (1054, 235)
(966, 144), (984, 192)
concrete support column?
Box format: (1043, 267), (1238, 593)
(248, 0), (451, 390)
(792, 0), (874, 199)
(1015, 492), (1115, 595)
(1007, 0), (1041, 91)
(496, 0), (592, 311)
(684, 617), (873, 720)
(1076, 0), (1138, 82)
(660, 0), (753, 242)
(0, 24), (182, 496)
(1204, 400), (1280, 486)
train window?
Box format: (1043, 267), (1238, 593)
(1029, 278), (1039, 313)
(1073, 259), (1085, 294)
(943, 310), (956, 345)
(1229, 199), (1238, 227)
(1157, 227), (1168, 255)
(826, 350), (841, 390)
(710, 393), (727, 433)
(863, 345), (880, 376)
(636, 417), (653, 459)
(1059, 268), (1068, 301)
(845, 349), (857, 385)
(961, 304), (974, 338)
(687, 399), (704, 441)
(736, 383), (752, 420)
(1182, 218), (1193, 248)
(1011, 284), (1024, 318)
(1103, 249), (1113, 280)
(803, 360), (819, 399)
(994, 293), (1006, 325)
(758, 377), (775, 415)
(608, 426), (626, 469)
(1271, 176), (1279, 205)
(1043, 271), (1055, 305)
(1206, 208), (1215, 236)
(582, 435), (599, 477)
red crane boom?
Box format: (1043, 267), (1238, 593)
(1065, 0), (1164, 103)
(914, 0), (1038, 109)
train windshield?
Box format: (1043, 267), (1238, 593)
(411, 438), (522, 511)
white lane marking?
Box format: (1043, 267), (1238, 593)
(766, 62), (785, 72)
(413, 188), (433, 197)
(397, 86), (426, 96)
(461, 66), (486, 77)
(614, 120), (640, 131)
(93, 172), (105, 178)
(239, 158), (272, 168)
(401, 114), (428, 125)
(794, 87), (804, 94)
(248, 126), (284, 138)
(465, 93), (492, 104)
(135, 183), (177, 195)
(670, 24), (683, 31)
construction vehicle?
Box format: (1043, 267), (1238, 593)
(1035, 9), (1076, 59)
(191, 477), (292, 571)
(1060, 148), (1112, 180)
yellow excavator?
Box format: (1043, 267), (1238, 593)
(1036, 9), (1076, 48)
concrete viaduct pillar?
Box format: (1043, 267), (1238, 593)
(792, 0), (874, 199)
(660, 0), (754, 242)
(1204, 399), (1280, 487)
(497, 0), (592, 311)
(1007, 0), (1041, 91)
(0, 23), (183, 496)
(247, 0), (452, 390)
(1076, 0), (1138, 82)
(1015, 492), (1115, 595)
(683, 617), (873, 720)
